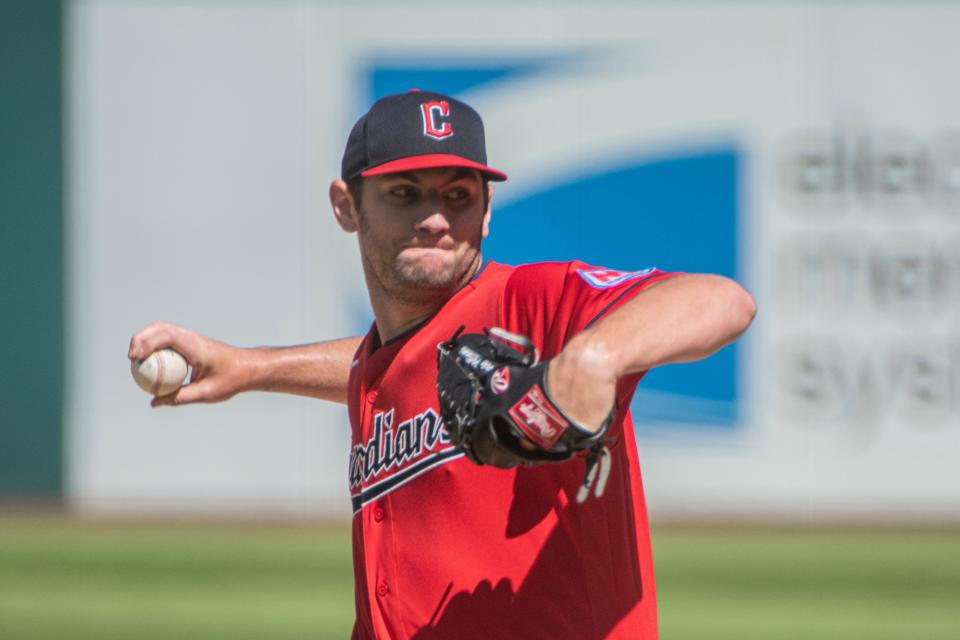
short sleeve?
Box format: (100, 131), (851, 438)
(500, 260), (680, 359)
(499, 261), (679, 436)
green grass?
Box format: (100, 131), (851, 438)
(0, 519), (355, 640)
(0, 518), (958, 639)
(653, 529), (960, 640)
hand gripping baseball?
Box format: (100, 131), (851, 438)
(436, 327), (615, 479)
(128, 321), (250, 406)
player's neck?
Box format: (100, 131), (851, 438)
(366, 260), (482, 344)
(371, 300), (440, 345)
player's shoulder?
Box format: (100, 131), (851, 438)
(503, 259), (580, 288)
(472, 260), (567, 291)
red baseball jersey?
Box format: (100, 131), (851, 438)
(347, 260), (677, 640)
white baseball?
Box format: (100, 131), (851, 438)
(131, 348), (189, 396)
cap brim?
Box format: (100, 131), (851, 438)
(360, 154), (507, 181)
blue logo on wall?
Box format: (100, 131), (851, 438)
(361, 58), (743, 431)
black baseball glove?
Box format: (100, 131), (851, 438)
(436, 326), (614, 473)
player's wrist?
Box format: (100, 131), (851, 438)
(237, 347), (274, 393)
(546, 336), (619, 434)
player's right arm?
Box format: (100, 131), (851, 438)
(128, 321), (361, 407)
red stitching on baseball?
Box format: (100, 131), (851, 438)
(152, 352), (165, 395)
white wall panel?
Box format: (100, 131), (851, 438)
(68, 1), (960, 522)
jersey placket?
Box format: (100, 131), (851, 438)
(364, 387), (397, 635)
(357, 337), (408, 638)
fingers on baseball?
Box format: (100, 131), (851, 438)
(129, 321), (175, 360)
(129, 321), (199, 363)
(150, 378), (215, 407)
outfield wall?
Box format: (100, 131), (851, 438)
(0, 0), (64, 501)
(64, 1), (960, 522)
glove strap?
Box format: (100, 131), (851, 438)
(578, 444), (614, 502)
(505, 367), (574, 450)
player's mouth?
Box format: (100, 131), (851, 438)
(402, 237), (457, 251)
(398, 241), (459, 263)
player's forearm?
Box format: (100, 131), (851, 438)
(246, 336), (362, 404)
(561, 274), (756, 379)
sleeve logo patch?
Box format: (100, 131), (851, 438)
(576, 267), (656, 289)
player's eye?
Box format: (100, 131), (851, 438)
(388, 186), (419, 201)
(444, 187), (471, 204)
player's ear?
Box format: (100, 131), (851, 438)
(481, 183), (493, 238)
(330, 179), (359, 233)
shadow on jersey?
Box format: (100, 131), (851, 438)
(412, 450), (651, 638)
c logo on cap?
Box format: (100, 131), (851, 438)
(421, 101), (453, 140)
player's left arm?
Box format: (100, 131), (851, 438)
(546, 274), (756, 431)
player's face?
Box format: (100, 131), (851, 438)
(353, 168), (491, 302)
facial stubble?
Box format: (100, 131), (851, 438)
(355, 205), (484, 305)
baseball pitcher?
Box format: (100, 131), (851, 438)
(129, 90), (756, 639)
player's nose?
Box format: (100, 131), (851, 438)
(415, 210), (451, 235)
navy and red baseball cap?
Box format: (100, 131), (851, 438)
(341, 90), (508, 182)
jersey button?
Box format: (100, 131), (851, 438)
(373, 507), (385, 522)
(367, 390), (378, 404)
(377, 583), (389, 597)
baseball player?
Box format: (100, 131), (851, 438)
(129, 90), (756, 639)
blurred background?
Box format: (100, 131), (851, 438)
(2, 0), (959, 638)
